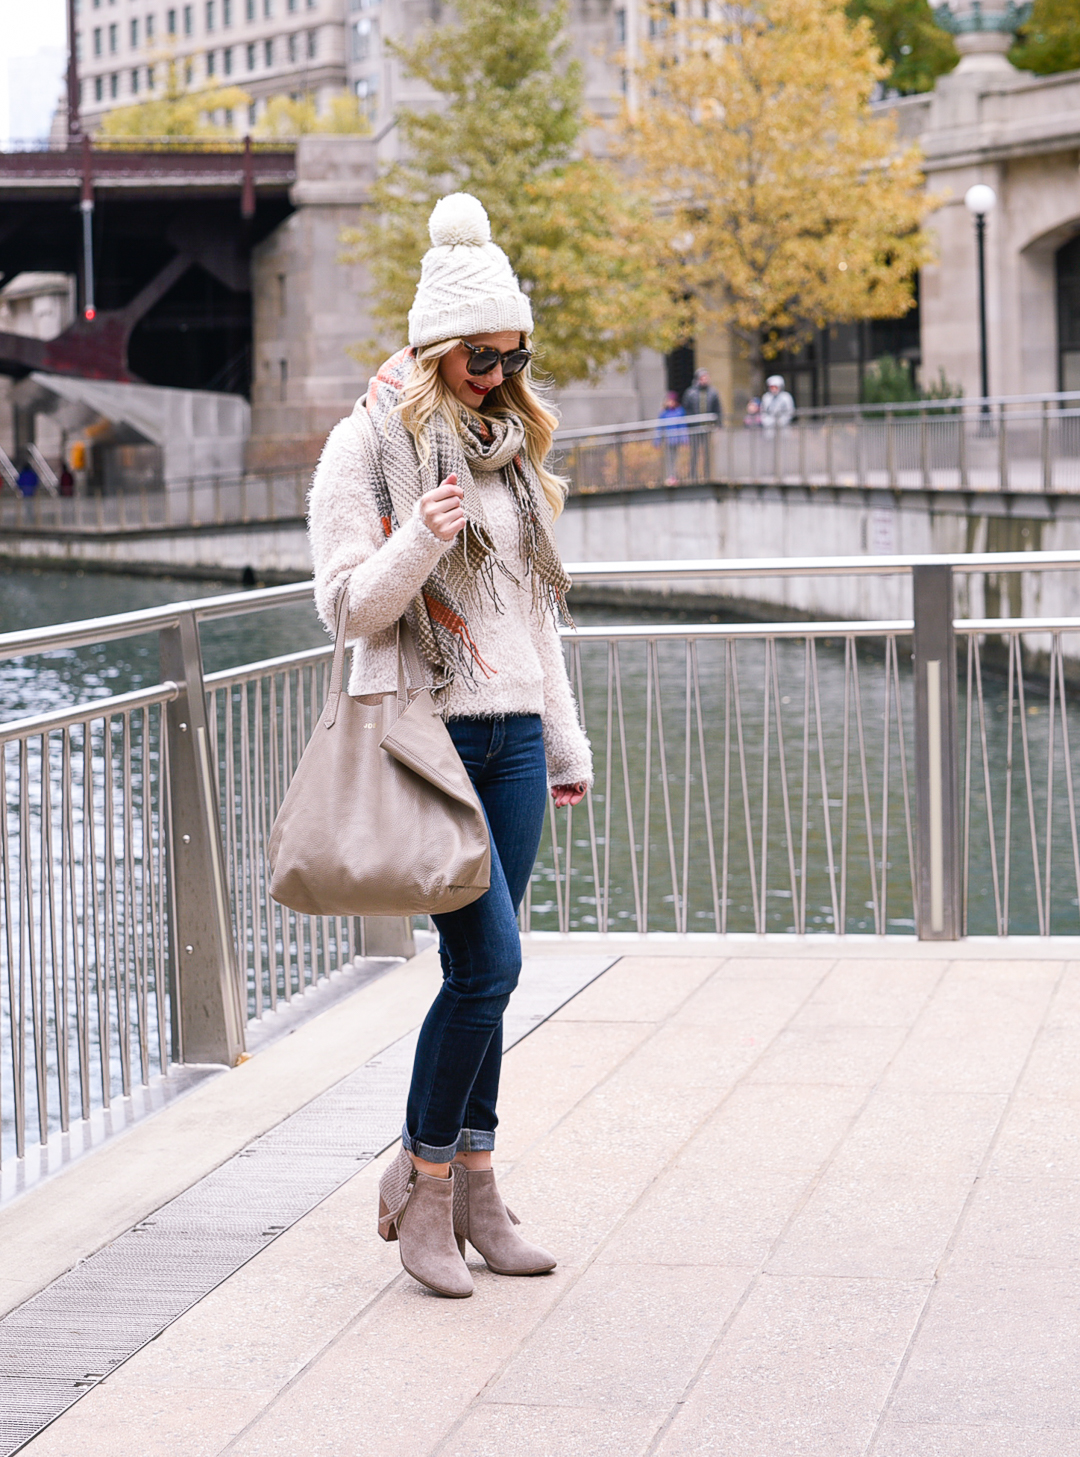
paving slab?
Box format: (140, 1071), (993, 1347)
(886, 1266), (1080, 1428)
(874, 1421), (1080, 1456)
(438, 1403), (665, 1457)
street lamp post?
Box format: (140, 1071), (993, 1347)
(65, 0), (83, 142)
(965, 183), (997, 413)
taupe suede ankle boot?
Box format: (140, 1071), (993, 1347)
(452, 1163), (557, 1276)
(378, 1147), (473, 1298)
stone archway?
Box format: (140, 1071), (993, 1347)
(1057, 234), (1080, 391)
(1016, 216), (1080, 396)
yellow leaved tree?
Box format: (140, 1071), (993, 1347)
(253, 93), (371, 137)
(341, 0), (684, 386)
(619, 0), (935, 382)
(97, 61), (251, 139)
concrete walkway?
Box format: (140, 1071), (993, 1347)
(14, 939), (1080, 1456)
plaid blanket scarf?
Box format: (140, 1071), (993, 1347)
(353, 347), (572, 691)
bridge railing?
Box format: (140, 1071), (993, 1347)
(7, 389), (1079, 539)
(5, 553), (1080, 1171)
(557, 391), (1080, 496)
(0, 466), (311, 533)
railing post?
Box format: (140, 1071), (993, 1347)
(160, 611), (247, 1065)
(998, 400), (1008, 491)
(913, 563), (961, 940)
(1042, 399), (1052, 493)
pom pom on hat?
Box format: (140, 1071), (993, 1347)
(428, 192), (492, 248)
(408, 191), (533, 347)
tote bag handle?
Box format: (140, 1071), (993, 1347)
(323, 590), (428, 729)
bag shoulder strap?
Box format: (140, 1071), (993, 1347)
(323, 591), (429, 729)
(323, 589), (351, 728)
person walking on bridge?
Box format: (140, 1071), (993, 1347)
(761, 374), (795, 431)
(307, 192), (592, 1298)
(681, 367), (721, 481)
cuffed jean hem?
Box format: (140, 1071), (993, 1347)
(401, 1124), (496, 1162)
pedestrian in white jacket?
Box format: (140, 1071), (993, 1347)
(307, 191), (591, 1298)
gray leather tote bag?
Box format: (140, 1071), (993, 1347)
(269, 593), (491, 917)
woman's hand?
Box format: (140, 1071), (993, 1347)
(551, 783), (587, 808)
(418, 474), (466, 542)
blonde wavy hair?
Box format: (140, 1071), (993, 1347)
(393, 337), (568, 520)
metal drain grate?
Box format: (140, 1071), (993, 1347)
(0, 956), (615, 1454)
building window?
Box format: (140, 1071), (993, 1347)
(207, 48), (216, 73)
(94, 74), (104, 99)
(131, 67), (139, 91)
(93, 26), (102, 54)
(246, 41), (255, 67)
(147, 63), (155, 87)
(130, 17), (138, 46)
(183, 4), (192, 33)
(109, 72), (118, 96)
(248, 100), (257, 123)
(287, 31), (297, 60)
(263, 36), (272, 64)
(206, 0), (215, 28)
(306, 26), (316, 55)
(225, 106), (233, 125)
(224, 45), (232, 72)
(75, 29), (83, 59)
(263, 0), (272, 16)
(287, 0), (296, 11)
(223, 0), (231, 23)
(614, 7), (625, 45)
(167, 7), (176, 32)
(108, 22), (118, 51)
(146, 12), (155, 38)
(246, 0), (254, 16)
(184, 57), (193, 81)
(306, 0), (316, 10)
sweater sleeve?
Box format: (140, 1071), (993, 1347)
(308, 414), (450, 639)
(535, 614), (594, 788)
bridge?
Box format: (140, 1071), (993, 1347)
(0, 139), (295, 393)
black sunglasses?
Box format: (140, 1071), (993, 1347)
(461, 338), (532, 378)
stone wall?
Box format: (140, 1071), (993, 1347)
(248, 135), (376, 470)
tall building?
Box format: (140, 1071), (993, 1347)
(346, 0), (630, 155)
(74, 0), (348, 131)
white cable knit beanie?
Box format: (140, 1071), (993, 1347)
(407, 193), (534, 348)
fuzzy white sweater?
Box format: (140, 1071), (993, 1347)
(307, 414), (593, 788)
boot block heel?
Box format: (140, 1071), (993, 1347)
(378, 1196), (399, 1242)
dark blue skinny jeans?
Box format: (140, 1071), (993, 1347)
(402, 714), (548, 1163)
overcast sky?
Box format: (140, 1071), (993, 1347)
(0, 0), (68, 145)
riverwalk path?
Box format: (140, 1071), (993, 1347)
(3, 936), (1078, 1456)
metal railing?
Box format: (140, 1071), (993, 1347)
(0, 466), (311, 533)
(557, 392), (1080, 496)
(6, 552), (1080, 1166)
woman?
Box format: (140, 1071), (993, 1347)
(307, 193), (592, 1298)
